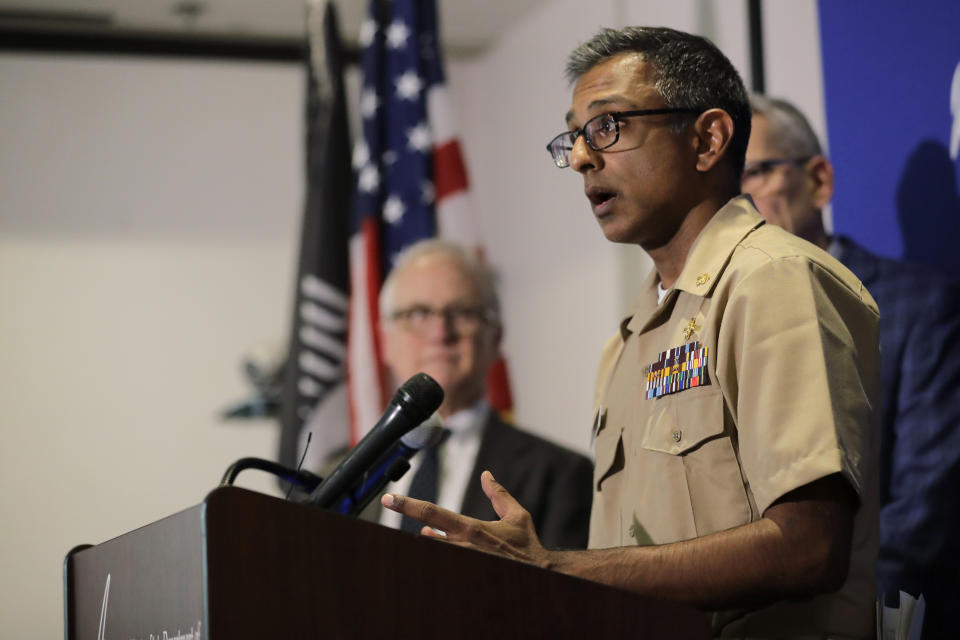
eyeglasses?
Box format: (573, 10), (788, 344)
(388, 304), (496, 336)
(546, 108), (700, 168)
(741, 157), (811, 186)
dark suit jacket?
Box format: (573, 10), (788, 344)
(834, 236), (960, 635)
(459, 413), (593, 550)
(361, 412), (593, 550)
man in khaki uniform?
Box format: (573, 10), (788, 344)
(383, 26), (881, 638)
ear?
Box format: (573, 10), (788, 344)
(491, 323), (504, 351)
(693, 108), (735, 173)
(378, 323), (401, 394)
(806, 155), (834, 209)
(378, 320), (395, 367)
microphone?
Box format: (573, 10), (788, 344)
(331, 414), (445, 515)
(306, 372), (444, 510)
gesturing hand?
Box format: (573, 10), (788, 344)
(381, 470), (555, 569)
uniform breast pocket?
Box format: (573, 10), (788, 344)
(589, 412), (629, 547)
(638, 388), (753, 538)
(593, 415), (624, 493)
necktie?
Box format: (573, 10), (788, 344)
(400, 429), (449, 534)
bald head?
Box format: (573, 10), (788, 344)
(743, 95), (834, 249)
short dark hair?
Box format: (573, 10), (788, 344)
(566, 26), (751, 178)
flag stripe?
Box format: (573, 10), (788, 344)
(299, 325), (347, 358)
(347, 219), (385, 444)
(435, 191), (474, 245)
(299, 301), (347, 331)
(426, 84), (456, 142)
(301, 273), (349, 308)
(434, 139), (469, 200)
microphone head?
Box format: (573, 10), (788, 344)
(393, 373), (444, 422)
(399, 413), (446, 449)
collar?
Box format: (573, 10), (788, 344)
(656, 280), (671, 304)
(622, 195), (765, 337)
(830, 234), (879, 286)
(442, 401), (490, 440)
(827, 235), (841, 260)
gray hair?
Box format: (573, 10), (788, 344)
(565, 26), (751, 178)
(379, 239), (500, 323)
(749, 93), (822, 158)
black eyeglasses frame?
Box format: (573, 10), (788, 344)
(741, 157), (813, 183)
(546, 108), (701, 168)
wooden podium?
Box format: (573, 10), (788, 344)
(64, 486), (709, 639)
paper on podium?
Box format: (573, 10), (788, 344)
(877, 591), (925, 640)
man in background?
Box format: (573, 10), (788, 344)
(744, 94), (960, 637)
(376, 239), (592, 549)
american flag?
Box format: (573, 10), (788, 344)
(347, 0), (512, 446)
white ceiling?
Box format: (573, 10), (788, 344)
(0, 0), (549, 56)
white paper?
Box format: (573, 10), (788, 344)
(877, 591), (926, 640)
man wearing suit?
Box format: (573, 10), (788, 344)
(374, 239), (592, 549)
(744, 94), (960, 637)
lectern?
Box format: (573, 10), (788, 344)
(64, 486), (709, 638)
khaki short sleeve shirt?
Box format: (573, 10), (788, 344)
(589, 196), (881, 638)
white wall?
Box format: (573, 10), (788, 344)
(450, 0), (624, 454)
(0, 1), (823, 635)
(0, 53), (301, 638)
(761, 0), (832, 229)
(762, 0), (826, 145)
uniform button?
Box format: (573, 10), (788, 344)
(672, 430), (682, 442)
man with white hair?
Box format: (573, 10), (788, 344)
(744, 94), (960, 637)
(375, 239), (593, 549)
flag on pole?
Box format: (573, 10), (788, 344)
(277, 0), (353, 469)
(348, 0), (512, 445)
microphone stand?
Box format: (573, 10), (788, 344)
(220, 458), (323, 493)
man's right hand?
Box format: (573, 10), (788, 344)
(382, 470), (557, 569)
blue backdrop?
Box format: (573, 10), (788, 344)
(818, 1), (960, 278)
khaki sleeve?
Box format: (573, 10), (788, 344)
(714, 256), (880, 515)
